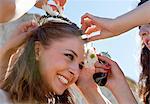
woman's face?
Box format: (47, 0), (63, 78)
(139, 24), (150, 50)
(37, 37), (84, 95)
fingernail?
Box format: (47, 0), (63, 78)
(104, 68), (111, 73)
(96, 54), (101, 56)
(105, 63), (110, 67)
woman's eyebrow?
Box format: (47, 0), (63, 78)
(65, 49), (78, 57)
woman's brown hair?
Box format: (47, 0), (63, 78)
(139, 45), (150, 103)
(1, 21), (83, 104)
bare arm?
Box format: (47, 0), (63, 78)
(108, 75), (137, 104)
(77, 69), (106, 104)
(114, 0), (150, 35)
(81, 1), (150, 41)
(77, 54), (137, 104)
(0, 21), (37, 85)
(96, 55), (137, 104)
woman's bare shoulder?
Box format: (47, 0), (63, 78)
(0, 89), (12, 103)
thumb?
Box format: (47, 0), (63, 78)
(81, 13), (98, 25)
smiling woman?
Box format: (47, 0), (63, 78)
(0, 21), (84, 103)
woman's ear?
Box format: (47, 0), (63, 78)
(34, 41), (43, 61)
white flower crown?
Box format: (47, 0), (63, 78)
(34, 2), (72, 26)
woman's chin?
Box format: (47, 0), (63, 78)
(54, 89), (66, 95)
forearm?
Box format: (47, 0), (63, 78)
(114, 1), (150, 34)
(78, 82), (106, 104)
(109, 78), (137, 104)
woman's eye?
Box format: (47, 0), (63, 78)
(64, 54), (74, 61)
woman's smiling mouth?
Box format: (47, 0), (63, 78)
(58, 74), (69, 85)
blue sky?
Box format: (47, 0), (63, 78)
(29, 0), (141, 82)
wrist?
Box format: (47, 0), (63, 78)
(107, 78), (136, 103)
(78, 83), (105, 104)
(77, 79), (98, 90)
(107, 75), (127, 90)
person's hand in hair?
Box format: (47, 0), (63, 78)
(3, 20), (38, 54)
(0, 20), (38, 84)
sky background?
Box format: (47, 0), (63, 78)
(29, 0), (141, 82)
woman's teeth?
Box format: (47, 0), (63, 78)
(58, 75), (68, 84)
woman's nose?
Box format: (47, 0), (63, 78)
(69, 64), (80, 77)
